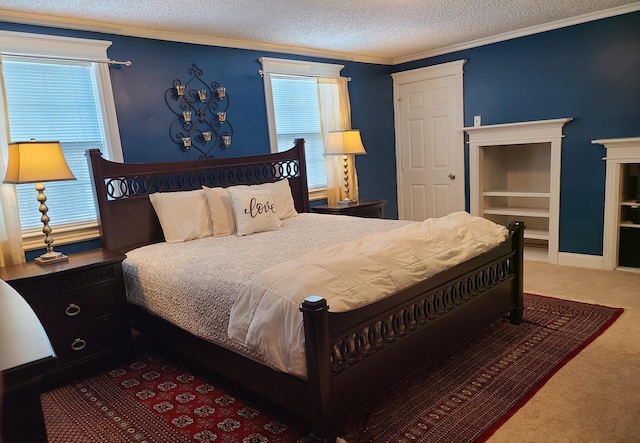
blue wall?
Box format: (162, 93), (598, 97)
(3, 11), (639, 258)
(0, 21), (398, 219)
(106, 39), (397, 213)
(394, 12), (640, 256)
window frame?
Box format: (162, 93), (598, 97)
(0, 30), (123, 250)
(259, 57), (344, 201)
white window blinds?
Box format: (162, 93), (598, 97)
(270, 75), (327, 190)
(260, 57), (345, 196)
(3, 59), (108, 230)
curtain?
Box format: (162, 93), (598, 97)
(0, 56), (25, 266)
(317, 77), (360, 207)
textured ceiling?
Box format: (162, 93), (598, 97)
(0, 0), (638, 63)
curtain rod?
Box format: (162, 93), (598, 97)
(0, 52), (133, 67)
(257, 69), (350, 81)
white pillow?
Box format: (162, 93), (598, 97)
(202, 185), (241, 237)
(203, 179), (296, 236)
(227, 187), (281, 236)
(149, 189), (213, 243)
(268, 179), (298, 220)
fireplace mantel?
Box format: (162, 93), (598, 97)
(593, 137), (640, 271)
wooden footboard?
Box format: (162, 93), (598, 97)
(301, 221), (525, 441)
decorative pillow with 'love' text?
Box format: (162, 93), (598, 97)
(227, 187), (281, 236)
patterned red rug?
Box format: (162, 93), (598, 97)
(42, 294), (623, 443)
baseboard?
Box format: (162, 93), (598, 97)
(557, 252), (603, 269)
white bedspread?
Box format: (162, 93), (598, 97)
(122, 213), (413, 367)
(123, 211), (507, 379)
(227, 212), (508, 378)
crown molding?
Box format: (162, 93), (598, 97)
(0, 3), (637, 67)
(393, 3), (640, 65)
(0, 9), (393, 65)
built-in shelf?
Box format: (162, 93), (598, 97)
(483, 191), (551, 198)
(483, 207), (550, 218)
(466, 118), (572, 264)
(523, 229), (550, 240)
(593, 137), (640, 270)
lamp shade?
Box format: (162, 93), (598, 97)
(324, 130), (367, 156)
(3, 140), (76, 184)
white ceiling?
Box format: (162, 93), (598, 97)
(0, 0), (638, 64)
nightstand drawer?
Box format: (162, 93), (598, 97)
(48, 316), (131, 366)
(6, 262), (121, 302)
(29, 282), (122, 332)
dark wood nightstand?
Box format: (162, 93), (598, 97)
(0, 248), (133, 385)
(312, 199), (387, 219)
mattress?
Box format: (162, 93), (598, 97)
(123, 212), (508, 377)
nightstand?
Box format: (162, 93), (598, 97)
(0, 248), (133, 384)
(312, 199), (387, 219)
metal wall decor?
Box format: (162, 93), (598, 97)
(166, 63), (232, 158)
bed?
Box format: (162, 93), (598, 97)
(88, 138), (525, 442)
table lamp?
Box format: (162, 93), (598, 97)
(3, 140), (76, 266)
(324, 129), (367, 206)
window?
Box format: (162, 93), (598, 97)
(0, 31), (123, 249)
(270, 75), (325, 189)
(260, 57), (345, 199)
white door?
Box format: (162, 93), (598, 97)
(392, 61), (465, 221)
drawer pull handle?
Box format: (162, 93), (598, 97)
(71, 338), (87, 351)
(65, 303), (81, 316)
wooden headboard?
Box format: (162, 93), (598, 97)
(88, 139), (310, 254)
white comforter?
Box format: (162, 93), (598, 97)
(122, 213), (412, 367)
(228, 211), (508, 378)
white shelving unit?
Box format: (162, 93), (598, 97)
(465, 118), (572, 264)
(593, 137), (640, 272)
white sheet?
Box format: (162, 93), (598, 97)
(228, 211), (508, 378)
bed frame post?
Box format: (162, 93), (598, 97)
(293, 138), (310, 213)
(508, 221), (526, 325)
(300, 295), (335, 442)
(87, 148), (109, 242)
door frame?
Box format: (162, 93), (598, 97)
(391, 60), (466, 220)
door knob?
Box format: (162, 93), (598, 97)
(448, 173), (456, 180)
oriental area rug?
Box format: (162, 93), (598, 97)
(42, 293), (623, 443)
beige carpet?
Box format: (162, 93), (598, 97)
(487, 260), (640, 443)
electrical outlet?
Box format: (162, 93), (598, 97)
(474, 116), (481, 127)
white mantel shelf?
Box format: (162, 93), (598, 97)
(593, 137), (640, 145)
(594, 137), (640, 161)
(463, 118), (573, 144)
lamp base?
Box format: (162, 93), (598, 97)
(337, 199), (359, 207)
(35, 251), (69, 266)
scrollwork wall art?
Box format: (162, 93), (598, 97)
(166, 63), (233, 159)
